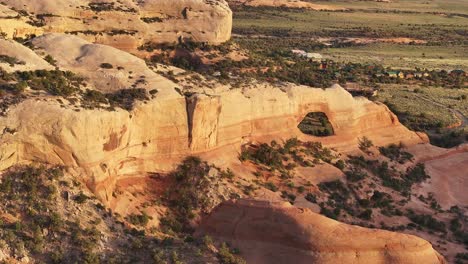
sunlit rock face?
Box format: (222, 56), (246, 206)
(0, 0), (232, 52)
(0, 34), (426, 202)
(196, 199), (447, 264)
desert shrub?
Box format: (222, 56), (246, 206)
(334, 159), (345, 170)
(282, 138), (300, 153)
(348, 155), (428, 194)
(345, 168), (367, 182)
(126, 212), (150, 227)
(303, 141), (335, 162)
(106, 88), (148, 111)
(162, 156), (211, 232)
(305, 193), (317, 203)
(405, 163), (430, 185)
(219, 168), (235, 179)
(455, 253), (468, 264)
(74, 191), (89, 204)
(0, 55), (25, 66)
(358, 209), (373, 220)
(358, 136), (373, 153)
(318, 180), (348, 196)
(430, 129), (467, 148)
(379, 143), (413, 163)
(281, 191), (296, 203)
(142, 17), (164, 23)
(407, 212), (446, 232)
(44, 55), (56, 66)
(83, 89), (108, 104)
(218, 243), (246, 264)
(15, 69), (83, 96)
(248, 143), (283, 169)
(320, 206), (340, 220)
(100, 63), (113, 69)
(264, 182), (278, 192)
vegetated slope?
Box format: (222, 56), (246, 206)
(0, 35), (465, 263)
(0, 0), (232, 52)
(0, 165), (230, 263)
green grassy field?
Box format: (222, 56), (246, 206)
(233, 6), (468, 42)
(322, 43), (468, 70)
(374, 84), (468, 129)
(232, 4), (468, 70)
(311, 0), (468, 14)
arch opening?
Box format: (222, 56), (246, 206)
(298, 112), (334, 137)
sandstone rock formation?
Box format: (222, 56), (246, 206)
(409, 143), (468, 209)
(0, 38), (54, 72)
(0, 0), (232, 52)
(196, 199), (446, 264)
(0, 34), (426, 202)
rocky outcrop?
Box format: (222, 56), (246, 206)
(0, 39), (54, 72)
(409, 143), (468, 209)
(0, 34), (426, 201)
(0, 0), (232, 51)
(196, 199), (446, 264)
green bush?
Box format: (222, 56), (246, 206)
(345, 168), (367, 182)
(218, 243), (246, 264)
(15, 69), (83, 96)
(106, 88), (148, 111)
(407, 212), (446, 232)
(162, 156), (211, 233)
(305, 193), (317, 203)
(358, 136), (373, 153)
(74, 191), (89, 204)
(100, 63), (113, 69)
(126, 212), (150, 227)
(264, 182), (278, 192)
(0, 55), (25, 66)
(379, 143), (413, 163)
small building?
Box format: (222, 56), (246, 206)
(414, 72), (429, 78)
(386, 71), (404, 78)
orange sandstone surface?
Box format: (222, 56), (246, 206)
(196, 199), (446, 264)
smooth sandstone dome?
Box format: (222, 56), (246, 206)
(196, 199), (447, 264)
(31, 33), (179, 94)
(0, 0), (232, 51)
(0, 39), (54, 72)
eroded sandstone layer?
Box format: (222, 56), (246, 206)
(0, 34), (427, 202)
(0, 0), (232, 51)
(196, 199), (446, 264)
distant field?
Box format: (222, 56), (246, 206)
(374, 85), (468, 129)
(311, 0), (468, 15)
(232, 4), (468, 70)
(323, 43), (468, 70)
(233, 6), (468, 43)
